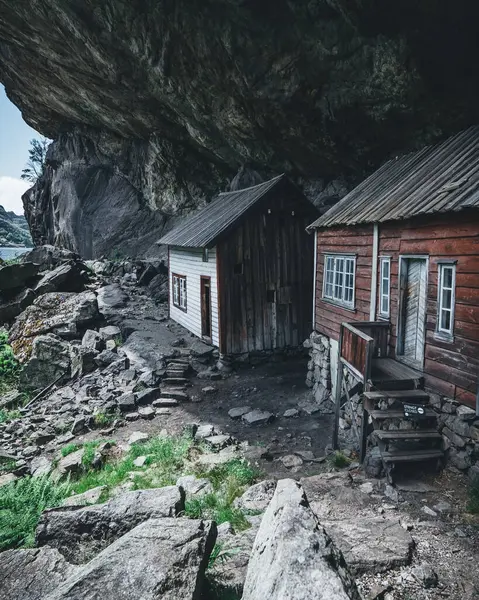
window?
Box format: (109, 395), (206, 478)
(379, 257), (391, 317)
(437, 263), (456, 337)
(323, 255), (356, 308)
(172, 274), (187, 311)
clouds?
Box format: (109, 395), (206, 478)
(0, 176), (31, 214)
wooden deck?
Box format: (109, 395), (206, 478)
(371, 358), (424, 389)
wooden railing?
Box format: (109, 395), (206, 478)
(333, 320), (390, 459)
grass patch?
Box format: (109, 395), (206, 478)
(0, 330), (21, 395)
(0, 476), (71, 550)
(0, 434), (260, 552)
(93, 412), (117, 428)
(467, 477), (479, 514)
(0, 409), (21, 423)
(0, 458), (16, 474)
(61, 443), (80, 457)
(330, 451), (351, 469)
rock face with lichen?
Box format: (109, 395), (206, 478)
(1, 1), (479, 257)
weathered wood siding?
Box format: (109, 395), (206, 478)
(314, 211), (479, 407)
(379, 211), (479, 407)
(169, 246), (219, 346)
(218, 193), (315, 355)
(314, 224), (374, 339)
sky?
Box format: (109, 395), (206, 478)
(0, 84), (43, 214)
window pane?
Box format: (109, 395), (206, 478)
(441, 309), (451, 331)
(442, 289), (452, 310)
(443, 267), (453, 289)
(383, 260), (390, 278)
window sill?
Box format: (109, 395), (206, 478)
(433, 331), (454, 344)
(377, 314), (390, 322)
(321, 298), (356, 313)
(173, 304), (188, 314)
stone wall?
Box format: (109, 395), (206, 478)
(304, 331), (479, 479)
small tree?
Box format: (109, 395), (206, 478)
(21, 138), (49, 183)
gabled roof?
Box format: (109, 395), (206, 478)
(158, 174), (309, 248)
(308, 126), (479, 230)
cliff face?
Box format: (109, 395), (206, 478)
(1, 1), (479, 257)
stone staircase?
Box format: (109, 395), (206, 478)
(160, 358), (193, 403)
(363, 387), (444, 482)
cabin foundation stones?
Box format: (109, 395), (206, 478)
(304, 333), (332, 406)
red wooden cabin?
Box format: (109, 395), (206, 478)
(307, 127), (479, 419)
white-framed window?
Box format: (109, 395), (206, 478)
(323, 254), (356, 308)
(437, 263), (456, 337)
(172, 274), (187, 311)
(379, 257), (391, 317)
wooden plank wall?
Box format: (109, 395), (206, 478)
(169, 246), (220, 346)
(314, 224), (374, 339)
(218, 192), (315, 355)
(379, 211), (479, 407)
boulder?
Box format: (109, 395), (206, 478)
(10, 291), (100, 362)
(34, 262), (88, 295)
(30, 455), (53, 478)
(0, 288), (35, 323)
(57, 448), (84, 476)
(321, 517), (414, 574)
(0, 262), (39, 292)
(177, 475), (213, 498)
(36, 486), (185, 564)
(242, 479), (361, 600)
(0, 547), (78, 600)
(19, 334), (71, 391)
(63, 486), (107, 507)
(22, 245), (80, 271)
(228, 406), (252, 419)
(148, 273), (168, 301)
(99, 325), (121, 341)
(96, 284), (128, 319)
(117, 392), (136, 411)
(234, 480), (276, 511)
(43, 518), (216, 600)
(81, 329), (105, 351)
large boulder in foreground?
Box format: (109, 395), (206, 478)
(44, 518), (216, 600)
(9, 291), (99, 362)
(36, 487), (185, 564)
(0, 547), (78, 600)
(242, 479), (361, 600)
(34, 261), (89, 295)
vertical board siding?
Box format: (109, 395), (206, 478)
(378, 211), (479, 407)
(314, 224), (374, 340)
(218, 190), (315, 355)
(169, 246), (219, 346)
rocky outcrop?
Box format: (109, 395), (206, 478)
(36, 487), (185, 564)
(2, 2), (478, 256)
(0, 205), (32, 248)
(242, 479), (361, 600)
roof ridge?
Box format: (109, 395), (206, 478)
(218, 173), (285, 196)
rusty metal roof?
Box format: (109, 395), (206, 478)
(159, 174), (293, 248)
(308, 126), (479, 229)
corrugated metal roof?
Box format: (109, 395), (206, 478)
(158, 174), (286, 247)
(308, 126), (479, 229)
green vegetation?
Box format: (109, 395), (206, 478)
(21, 138), (49, 184)
(0, 409), (21, 423)
(0, 476), (71, 549)
(0, 206), (32, 248)
(330, 450), (351, 469)
(0, 331), (21, 394)
(0, 458), (16, 474)
(93, 411), (118, 428)
(467, 477), (479, 514)
(0, 434), (260, 552)
(60, 443), (80, 457)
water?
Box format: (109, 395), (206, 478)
(0, 247), (30, 261)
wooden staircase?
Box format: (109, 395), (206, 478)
(363, 385), (444, 482)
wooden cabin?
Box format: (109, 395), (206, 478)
(307, 127), (479, 411)
(159, 174), (319, 357)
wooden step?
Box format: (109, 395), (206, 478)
(364, 390), (430, 402)
(370, 409), (436, 420)
(162, 377), (190, 386)
(167, 359), (190, 366)
(381, 448), (444, 464)
(374, 429), (442, 441)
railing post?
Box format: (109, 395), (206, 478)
(360, 339), (374, 463)
(332, 325), (344, 450)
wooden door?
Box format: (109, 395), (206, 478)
(201, 277), (212, 340)
(398, 258), (427, 368)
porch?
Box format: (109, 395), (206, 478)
(333, 321), (444, 481)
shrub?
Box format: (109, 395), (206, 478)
(61, 443), (80, 457)
(0, 409), (21, 424)
(330, 451), (351, 469)
(93, 412), (117, 428)
(0, 330), (20, 393)
(0, 476), (71, 550)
